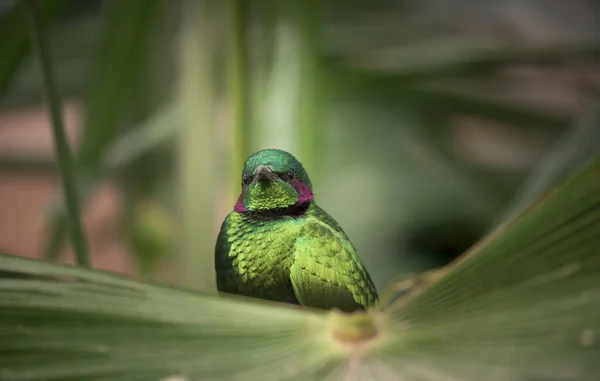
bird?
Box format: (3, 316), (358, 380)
(214, 148), (378, 312)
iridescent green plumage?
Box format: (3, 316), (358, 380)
(215, 149), (378, 312)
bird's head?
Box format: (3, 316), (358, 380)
(234, 149), (314, 213)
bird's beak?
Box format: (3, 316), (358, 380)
(255, 165), (278, 182)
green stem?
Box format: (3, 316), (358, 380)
(25, 0), (90, 268)
(227, 0), (250, 201)
(178, 0), (216, 291)
(296, 0), (321, 181)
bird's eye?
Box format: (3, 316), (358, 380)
(242, 174), (250, 186)
(287, 169), (295, 181)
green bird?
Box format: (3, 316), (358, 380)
(215, 149), (378, 312)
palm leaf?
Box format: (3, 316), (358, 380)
(0, 0), (68, 102)
(101, 104), (179, 171)
(0, 253), (340, 381)
(381, 153), (600, 380)
(75, 0), (163, 170)
(493, 99), (600, 229)
(1, 155), (600, 380)
(337, 37), (600, 84)
(41, 0), (164, 261)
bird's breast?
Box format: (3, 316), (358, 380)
(221, 215), (302, 300)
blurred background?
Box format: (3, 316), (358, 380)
(0, 0), (599, 293)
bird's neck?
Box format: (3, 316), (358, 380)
(243, 201), (312, 220)
(234, 180), (314, 214)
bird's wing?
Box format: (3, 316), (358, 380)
(289, 219), (378, 312)
(214, 213), (237, 293)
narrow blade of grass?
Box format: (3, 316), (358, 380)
(25, 0), (89, 267)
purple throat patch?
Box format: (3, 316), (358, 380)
(233, 180), (314, 213)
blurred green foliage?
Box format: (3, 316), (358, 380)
(1, 0), (599, 290)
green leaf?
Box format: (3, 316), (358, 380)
(176, 0), (217, 291)
(41, 0), (164, 262)
(494, 99), (600, 228)
(385, 154), (600, 380)
(226, 0), (251, 203)
(1, 14), (101, 109)
(336, 39), (600, 85)
(101, 104), (179, 171)
(0, 253), (340, 381)
(1, 155), (600, 380)
(126, 198), (176, 280)
(25, 0), (90, 267)
(347, 83), (569, 131)
(76, 0), (163, 171)
(0, 0), (68, 102)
